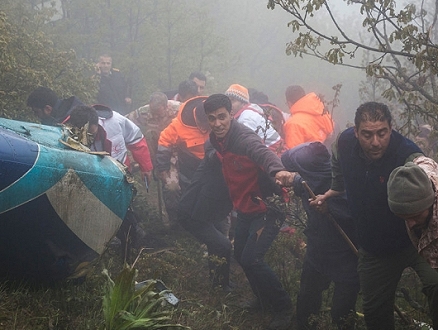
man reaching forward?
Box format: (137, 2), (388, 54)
(203, 94), (294, 330)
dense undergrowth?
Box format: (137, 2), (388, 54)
(0, 178), (433, 329)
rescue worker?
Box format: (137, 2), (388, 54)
(27, 87), (152, 180)
(225, 83), (284, 155)
(67, 105), (153, 250)
(126, 91), (180, 164)
(203, 93), (294, 330)
(126, 82), (197, 158)
(86, 104), (152, 181)
(165, 71), (207, 101)
(27, 86), (84, 125)
(388, 157), (438, 269)
(95, 54), (132, 115)
(155, 96), (210, 225)
(283, 85), (334, 149)
(282, 142), (359, 329)
(126, 82), (198, 226)
(311, 102), (438, 329)
(177, 145), (233, 291)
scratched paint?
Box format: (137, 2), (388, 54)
(0, 118), (134, 280)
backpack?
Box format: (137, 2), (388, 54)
(234, 103), (287, 156)
(257, 103), (286, 139)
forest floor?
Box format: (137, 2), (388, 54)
(0, 177), (433, 329)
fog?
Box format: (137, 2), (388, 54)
(9, 0), (435, 128)
(38, 0), (372, 128)
(204, 0), (364, 128)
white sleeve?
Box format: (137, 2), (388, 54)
(237, 110), (266, 139)
(113, 112), (144, 146)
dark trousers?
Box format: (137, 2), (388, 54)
(234, 212), (292, 312)
(116, 209), (145, 248)
(358, 245), (438, 330)
(179, 212), (232, 287)
(296, 256), (359, 329)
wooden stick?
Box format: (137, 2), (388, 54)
(157, 178), (163, 223)
(302, 181), (358, 256)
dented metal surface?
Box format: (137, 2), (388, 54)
(0, 118), (134, 281)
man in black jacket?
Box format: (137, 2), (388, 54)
(282, 142), (359, 330)
(311, 102), (438, 329)
(27, 87), (83, 125)
(96, 54), (131, 115)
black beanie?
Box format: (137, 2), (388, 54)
(387, 162), (435, 215)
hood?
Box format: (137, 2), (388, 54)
(289, 92), (324, 116)
(177, 96), (209, 132)
(92, 104), (114, 119)
(281, 141), (332, 195)
(289, 93), (334, 135)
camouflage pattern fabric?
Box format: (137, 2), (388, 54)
(126, 100), (180, 160)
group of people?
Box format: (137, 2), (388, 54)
(25, 60), (438, 330)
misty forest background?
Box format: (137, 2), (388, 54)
(1, 0), (373, 129)
(1, 0), (438, 329)
(2, 0), (438, 136)
(2, 0), (438, 139)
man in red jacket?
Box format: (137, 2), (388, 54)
(203, 93), (295, 330)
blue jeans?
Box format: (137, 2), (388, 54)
(234, 211), (292, 312)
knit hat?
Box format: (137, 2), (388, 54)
(387, 162), (435, 215)
(225, 84), (249, 104)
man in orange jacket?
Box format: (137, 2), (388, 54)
(283, 85), (334, 149)
(155, 96), (210, 225)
